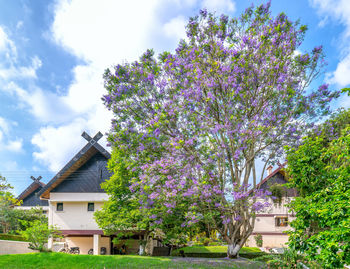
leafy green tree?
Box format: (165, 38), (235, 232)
(95, 144), (147, 234)
(0, 175), (47, 235)
(0, 175), (21, 234)
(0, 174), (12, 191)
(13, 207), (48, 233)
(20, 219), (61, 252)
(95, 143), (192, 248)
(286, 112), (350, 268)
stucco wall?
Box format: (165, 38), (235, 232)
(246, 197), (294, 247)
(0, 240), (38, 255)
(254, 216), (295, 233)
(49, 201), (104, 230)
(246, 234), (289, 248)
(66, 236), (110, 255)
(258, 197), (293, 215)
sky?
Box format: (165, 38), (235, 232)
(0, 0), (349, 196)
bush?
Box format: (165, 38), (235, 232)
(202, 238), (210, 246)
(254, 234), (263, 247)
(0, 234), (27, 242)
(239, 252), (268, 259)
(20, 220), (61, 252)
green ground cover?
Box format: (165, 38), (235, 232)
(171, 246), (265, 259)
(0, 252), (265, 269)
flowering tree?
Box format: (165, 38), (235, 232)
(102, 3), (338, 258)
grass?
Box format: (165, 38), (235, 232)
(0, 252), (266, 269)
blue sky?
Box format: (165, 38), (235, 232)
(0, 0), (349, 195)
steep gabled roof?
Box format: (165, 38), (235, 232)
(256, 162), (287, 190)
(249, 162), (297, 197)
(248, 163), (287, 195)
(17, 177), (46, 201)
(38, 132), (111, 199)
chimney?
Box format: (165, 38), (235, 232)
(267, 165), (273, 176)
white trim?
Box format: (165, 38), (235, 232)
(50, 193), (109, 202)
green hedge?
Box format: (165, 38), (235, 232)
(171, 252), (268, 259)
(171, 246), (267, 259)
(0, 234), (28, 242)
(239, 252), (269, 259)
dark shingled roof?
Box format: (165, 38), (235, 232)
(37, 132), (111, 199)
(17, 179), (49, 207)
(249, 163), (297, 197)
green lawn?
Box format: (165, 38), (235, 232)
(0, 252), (265, 269)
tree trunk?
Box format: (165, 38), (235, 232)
(227, 243), (241, 258)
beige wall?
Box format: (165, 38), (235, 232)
(0, 240), (38, 255)
(258, 197), (293, 215)
(49, 200), (104, 230)
(66, 236), (110, 255)
(246, 234), (289, 248)
(247, 197), (294, 248)
(254, 216), (295, 233)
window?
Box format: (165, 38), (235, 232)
(88, 202), (94, 212)
(275, 216), (288, 227)
(56, 203), (63, 211)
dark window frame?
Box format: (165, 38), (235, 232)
(275, 216), (288, 227)
(88, 202), (95, 212)
(56, 202), (63, 212)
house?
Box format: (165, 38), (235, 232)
(16, 176), (49, 214)
(245, 164), (297, 248)
(35, 131), (144, 255)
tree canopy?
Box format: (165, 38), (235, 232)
(101, 2), (338, 258)
(286, 109), (350, 268)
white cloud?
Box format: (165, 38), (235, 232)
(63, 64), (104, 114)
(31, 119), (87, 171)
(201, 0), (236, 14)
(163, 15), (187, 41)
(29, 0), (166, 171)
(0, 26), (41, 82)
(29, 0), (237, 171)
(51, 0), (161, 65)
(0, 117), (10, 134)
(5, 139), (23, 153)
(0, 117), (23, 153)
(31, 110), (111, 172)
(0, 26), (16, 56)
(328, 54), (350, 86)
(310, 0), (350, 87)
(0, 55), (42, 80)
(4, 82), (75, 123)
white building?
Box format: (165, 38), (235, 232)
(37, 132), (143, 255)
(245, 165), (297, 248)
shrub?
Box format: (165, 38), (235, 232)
(20, 220), (61, 252)
(202, 238), (210, 246)
(254, 234), (263, 247)
(0, 234), (27, 242)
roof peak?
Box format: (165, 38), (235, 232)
(37, 130), (110, 199)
